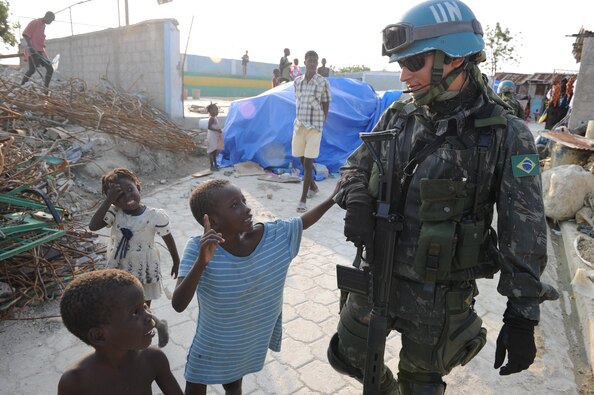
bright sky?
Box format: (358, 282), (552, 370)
(4, 0), (592, 75)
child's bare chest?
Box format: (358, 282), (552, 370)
(83, 368), (154, 395)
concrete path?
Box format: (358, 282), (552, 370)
(0, 170), (589, 394)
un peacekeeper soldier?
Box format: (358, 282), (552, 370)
(326, 1), (557, 394)
(498, 80), (526, 119)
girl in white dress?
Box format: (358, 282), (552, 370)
(206, 103), (224, 171)
(89, 167), (180, 347)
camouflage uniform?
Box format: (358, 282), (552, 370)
(330, 74), (547, 392)
(500, 93), (526, 119)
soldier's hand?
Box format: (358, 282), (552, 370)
(343, 188), (374, 248)
(494, 308), (537, 375)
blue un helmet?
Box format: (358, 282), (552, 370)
(382, 0), (485, 106)
(497, 80), (516, 94)
(382, 0), (484, 62)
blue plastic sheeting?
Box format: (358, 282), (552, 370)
(221, 78), (402, 173)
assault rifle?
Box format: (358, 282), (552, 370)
(336, 124), (405, 394)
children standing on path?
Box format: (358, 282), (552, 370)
(58, 269), (183, 395)
(89, 167), (180, 348)
(172, 178), (340, 395)
(206, 103), (224, 171)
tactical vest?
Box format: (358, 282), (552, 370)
(369, 100), (509, 284)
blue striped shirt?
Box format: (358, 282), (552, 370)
(179, 218), (303, 384)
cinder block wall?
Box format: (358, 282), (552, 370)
(39, 19), (182, 119)
(569, 36), (594, 131)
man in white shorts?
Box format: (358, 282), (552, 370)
(292, 50), (331, 212)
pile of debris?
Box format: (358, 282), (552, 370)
(0, 76), (198, 152)
(0, 133), (101, 317)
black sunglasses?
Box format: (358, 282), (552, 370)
(397, 53), (429, 72)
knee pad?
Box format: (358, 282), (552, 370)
(399, 291), (487, 375)
(327, 333), (364, 382)
(329, 296), (399, 394)
(438, 307), (486, 373)
(327, 303), (370, 382)
(327, 333), (399, 394)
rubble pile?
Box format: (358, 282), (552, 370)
(0, 138), (101, 318)
(0, 76), (197, 152)
(0, 130), (104, 317)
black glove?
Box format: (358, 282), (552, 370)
(343, 185), (375, 248)
(494, 306), (538, 375)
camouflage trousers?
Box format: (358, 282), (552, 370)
(334, 279), (487, 387)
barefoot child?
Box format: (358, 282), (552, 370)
(206, 103), (224, 171)
(172, 179), (340, 395)
(89, 167), (179, 347)
(58, 269), (183, 395)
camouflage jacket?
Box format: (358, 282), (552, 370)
(336, 93), (546, 321)
(501, 95), (525, 119)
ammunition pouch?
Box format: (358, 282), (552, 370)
(414, 179), (487, 282)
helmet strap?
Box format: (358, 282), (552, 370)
(431, 51), (445, 85)
(412, 52), (465, 107)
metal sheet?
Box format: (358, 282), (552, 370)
(539, 131), (594, 151)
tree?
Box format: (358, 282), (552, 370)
(483, 22), (521, 77)
(0, 0), (18, 47)
(337, 65), (370, 73)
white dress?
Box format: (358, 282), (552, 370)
(104, 205), (171, 300)
(206, 116), (224, 154)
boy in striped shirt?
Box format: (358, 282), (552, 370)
(172, 179), (339, 394)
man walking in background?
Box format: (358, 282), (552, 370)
(241, 50), (249, 79)
(21, 11), (55, 89)
(292, 50), (331, 213)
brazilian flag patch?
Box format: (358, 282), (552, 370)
(511, 154), (540, 177)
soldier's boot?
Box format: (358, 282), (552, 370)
(327, 333), (399, 394)
(398, 372), (446, 395)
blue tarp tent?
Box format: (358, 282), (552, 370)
(221, 77), (402, 173)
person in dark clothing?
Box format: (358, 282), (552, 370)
(21, 11), (55, 88)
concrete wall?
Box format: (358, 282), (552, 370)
(569, 36), (594, 130)
(37, 19), (182, 119)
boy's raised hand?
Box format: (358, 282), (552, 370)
(199, 214), (224, 265)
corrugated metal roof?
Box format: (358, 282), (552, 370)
(494, 72), (577, 85)
(540, 131), (594, 151)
